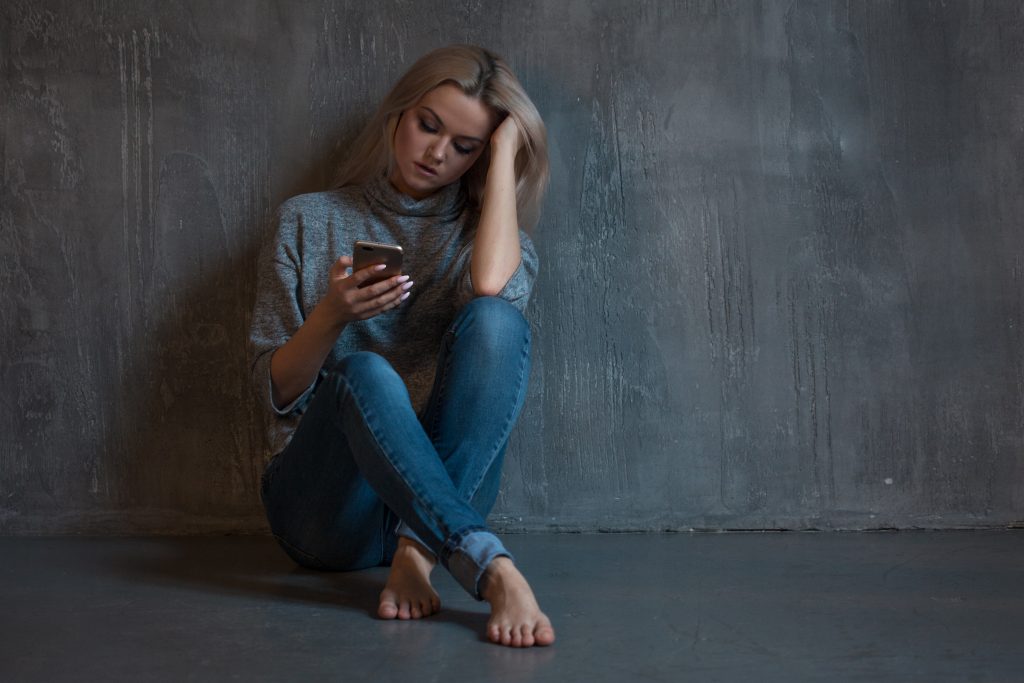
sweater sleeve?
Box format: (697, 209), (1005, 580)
(454, 228), (540, 314)
(248, 204), (318, 418)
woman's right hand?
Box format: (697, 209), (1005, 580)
(321, 255), (413, 324)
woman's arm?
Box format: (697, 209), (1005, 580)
(471, 122), (523, 296)
(269, 256), (411, 408)
(269, 300), (346, 408)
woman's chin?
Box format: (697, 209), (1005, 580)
(410, 167), (442, 188)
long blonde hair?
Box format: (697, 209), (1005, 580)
(332, 44), (549, 233)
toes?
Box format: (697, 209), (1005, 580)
(520, 625), (536, 648)
(377, 600), (398, 619)
(535, 623), (556, 646)
(381, 591), (440, 620)
(489, 622), (523, 646)
(377, 591), (399, 620)
(489, 621), (554, 648)
(511, 627), (524, 648)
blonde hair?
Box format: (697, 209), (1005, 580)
(332, 44), (549, 233)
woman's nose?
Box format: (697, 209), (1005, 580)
(427, 140), (447, 161)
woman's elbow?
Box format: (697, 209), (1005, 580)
(472, 280), (505, 298)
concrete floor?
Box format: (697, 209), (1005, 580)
(1, 530), (1022, 682)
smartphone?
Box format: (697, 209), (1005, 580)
(352, 240), (404, 288)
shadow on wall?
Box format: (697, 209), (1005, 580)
(96, 144), (342, 534)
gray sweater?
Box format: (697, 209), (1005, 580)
(248, 172), (539, 463)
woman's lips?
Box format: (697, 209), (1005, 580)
(415, 162), (437, 176)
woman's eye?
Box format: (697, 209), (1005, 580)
(418, 119), (472, 155)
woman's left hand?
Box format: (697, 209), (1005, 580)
(490, 115), (523, 156)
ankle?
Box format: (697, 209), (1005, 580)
(396, 537), (437, 567)
(481, 556), (518, 599)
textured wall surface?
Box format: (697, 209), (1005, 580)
(2, 1), (1022, 534)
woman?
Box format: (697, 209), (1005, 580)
(249, 44), (555, 648)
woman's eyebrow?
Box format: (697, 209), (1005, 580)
(420, 106), (484, 143)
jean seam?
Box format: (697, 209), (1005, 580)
(327, 367), (458, 556)
(441, 525), (489, 557)
(466, 324), (531, 500)
(427, 328), (456, 442)
(272, 530), (330, 569)
(432, 301), (530, 504)
(259, 456), (277, 513)
(260, 460), (329, 568)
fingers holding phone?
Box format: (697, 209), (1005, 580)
(353, 240), (403, 288)
(324, 244), (411, 324)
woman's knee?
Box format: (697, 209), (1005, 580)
(329, 351), (401, 386)
(456, 296), (530, 350)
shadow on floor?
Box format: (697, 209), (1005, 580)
(104, 536), (493, 641)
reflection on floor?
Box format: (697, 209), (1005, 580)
(1, 530), (1021, 682)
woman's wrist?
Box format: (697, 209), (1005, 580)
(489, 140), (518, 165)
(485, 143), (517, 193)
(311, 296), (349, 333)
(269, 300), (346, 408)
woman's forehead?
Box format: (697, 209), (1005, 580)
(417, 84), (495, 139)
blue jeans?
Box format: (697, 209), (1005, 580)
(259, 296), (531, 600)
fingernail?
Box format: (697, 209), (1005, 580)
(400, 292), (410, 301)
(397, 275), (410, 283)
(374, 264), (387, 271)
(402, 281), (414, 290)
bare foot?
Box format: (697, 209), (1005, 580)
(378, 537), (440, 620)
(481, 557), (556, 647)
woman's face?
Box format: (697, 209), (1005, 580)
(389, 82), (499, 199)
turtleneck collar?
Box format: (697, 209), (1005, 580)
(363, 171), (466, 220)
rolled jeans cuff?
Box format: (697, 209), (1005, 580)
(442, 529), (514, 600)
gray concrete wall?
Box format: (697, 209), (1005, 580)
(2, 0), (1022, 534)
